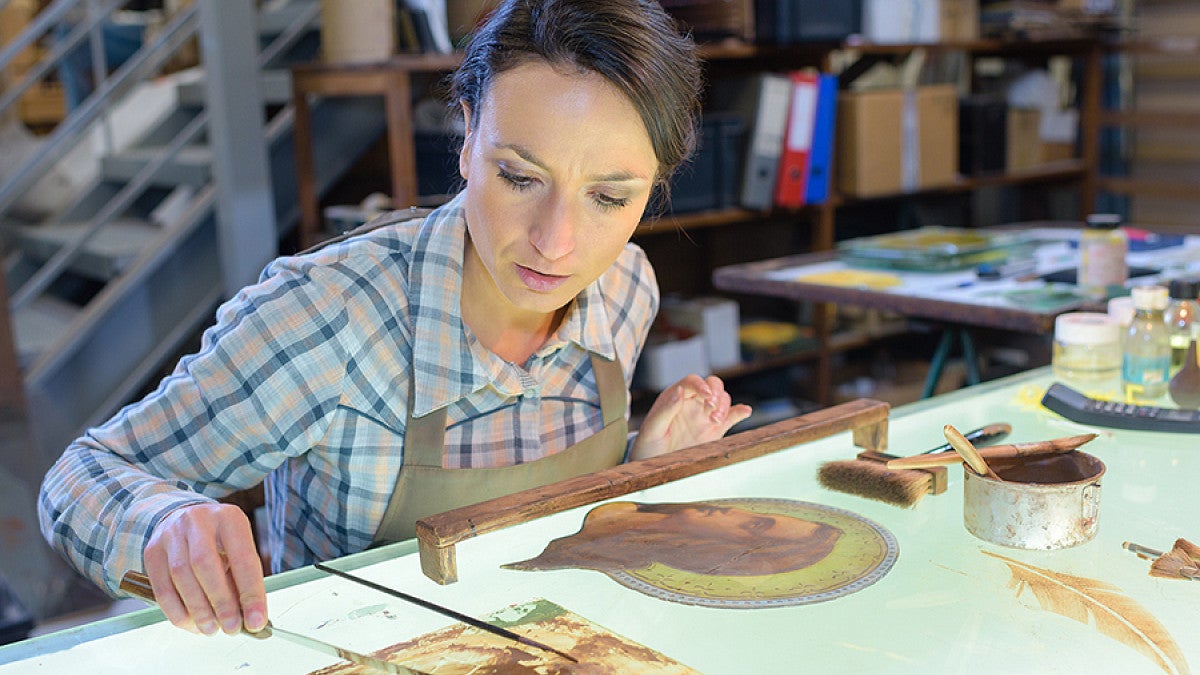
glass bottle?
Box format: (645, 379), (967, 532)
(1077, 213), (1128, 300)
(1122, 285), (1171, 402)
(1165, 278), (1200, 374)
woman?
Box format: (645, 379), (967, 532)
(39, 0), (751, 637)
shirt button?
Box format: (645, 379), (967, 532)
(523, 386), (539, 399)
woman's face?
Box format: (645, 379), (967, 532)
(458, 60), (657, 320)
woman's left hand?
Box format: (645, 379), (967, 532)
(630, 374), (752, 461)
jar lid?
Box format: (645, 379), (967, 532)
(1168, 277), (1200, 300)
(1085, 213), (1121, 229)
(1131, 284), (1169, 311)
(1055, 312), (1119, 345)
(1107, 295), (1135, 326)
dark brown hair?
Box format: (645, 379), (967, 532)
(451, 0), (702, 188)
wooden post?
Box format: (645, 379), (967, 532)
(0, 245), (25, 410)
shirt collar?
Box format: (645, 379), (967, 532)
(408, 194), (617, 416)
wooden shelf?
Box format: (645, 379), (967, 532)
(697, 37), (1101, 61)
(1100, 109), (1200, 130)
(1098, 176), (1197, 199)
(712, 321), (910, 382)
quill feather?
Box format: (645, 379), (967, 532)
(983, 550), (1190, 675)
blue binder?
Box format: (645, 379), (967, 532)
(804, 73), (838, 205)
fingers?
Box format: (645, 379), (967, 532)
(701, 375), (729, 423)
(144, 508), (199, 633)
(218, 514), (268, 632)
(143, 503), (266, 636)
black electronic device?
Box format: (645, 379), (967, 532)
(1039, 266), (1159, 284)
(1041, 383), (1200, 433)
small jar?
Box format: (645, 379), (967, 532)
(1053, 312), (1121, 394)
(1077, 213), (1128, 300)
(1165, 277), (1200, 373)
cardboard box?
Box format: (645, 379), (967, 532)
(662, 297), (741, 370)
(863, 0), (939, 43)
(1006, 107), (1042, 171)
(1007, 107), (1077, 170)
(634, 334), (709, 391)
(863, 0), (978, 43)
(940, 0), (980, 41)
(836, 84), (959, 197)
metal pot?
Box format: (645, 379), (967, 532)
(963, 451), (1105, 550)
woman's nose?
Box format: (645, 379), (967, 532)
(530, 192), (578, 260)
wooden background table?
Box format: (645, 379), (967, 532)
(713, 229), (1200, 401)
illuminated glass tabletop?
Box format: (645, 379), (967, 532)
(2, 367), (1195, 674)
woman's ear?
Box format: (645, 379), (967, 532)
(458, 101), (473, 181)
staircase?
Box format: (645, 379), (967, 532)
(0, 0), (391, 480)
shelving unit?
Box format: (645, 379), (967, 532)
(685, 38), (1102, 405)
(1095, 22), (1200, 230)
(289, 36), (1104, 405)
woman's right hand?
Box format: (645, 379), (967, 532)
(142, 502), (267, 635)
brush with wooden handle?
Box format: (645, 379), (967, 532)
(817, 423), (1012, 507)
(885, 433), (1097, 469)
(119, 570), (421, 674)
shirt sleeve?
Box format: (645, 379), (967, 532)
(38, 256), (354, 595)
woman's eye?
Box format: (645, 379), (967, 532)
(593, 192), (630, 211)
(497, 168), (534, 191)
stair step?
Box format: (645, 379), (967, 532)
(13, 296), (80, 370)
(176, 69), (293, 107)
(17, 218), (161, 281)
(99, 146), (212, 186)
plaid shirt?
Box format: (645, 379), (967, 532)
(39, 193), (658, 594)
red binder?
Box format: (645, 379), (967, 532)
(773, 70), (819, 209)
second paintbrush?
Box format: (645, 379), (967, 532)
(885, 433), (1097, 469)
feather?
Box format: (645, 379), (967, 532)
(983, 550), (1190, 675)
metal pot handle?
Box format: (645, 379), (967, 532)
(1081, 482), (1102, 520)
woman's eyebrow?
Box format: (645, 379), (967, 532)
(494, 142), (651, 182)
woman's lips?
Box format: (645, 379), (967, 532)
(516, 264), (569, 292)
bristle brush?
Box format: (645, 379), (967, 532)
(817, 423), (1011, 507)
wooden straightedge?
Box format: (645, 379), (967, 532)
(414, 398), (889, 584)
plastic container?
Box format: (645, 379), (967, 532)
(1053, 312), (1121, 394)
(1122, 285), (1171, 402)
(319, 0), (395, 63)
(1077, 213), (1128, 300)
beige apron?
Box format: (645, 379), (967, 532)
(372, 353), (628, 545)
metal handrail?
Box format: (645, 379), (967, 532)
(9, 112), (208, 309)
(4, 1), (318, 314)
(258, 0), (320, 68)
(0, 0), (125, 116)
(21, 3), (320, 386)
(0, 3), (199, 219)
(0, 0), (82, 77)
